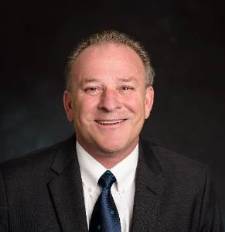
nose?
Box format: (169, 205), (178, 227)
(98, 88), (122, 112)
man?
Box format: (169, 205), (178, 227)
(0, 30), (223, 232)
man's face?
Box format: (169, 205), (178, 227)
(64, 43), (154, 159)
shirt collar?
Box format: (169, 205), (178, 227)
(76, 142), (139, 192)
(111, 145), (138, 192)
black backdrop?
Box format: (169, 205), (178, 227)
(1, 0), (225, 223)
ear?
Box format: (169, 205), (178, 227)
(63, 90), (74, 122)
(144, 86), (154, 119)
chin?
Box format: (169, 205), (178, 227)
(98, 143), (122, 153)
(96, 140), (134, 156)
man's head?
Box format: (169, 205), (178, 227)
(63, 30), (155, 167)
(65, 30), (155, 90)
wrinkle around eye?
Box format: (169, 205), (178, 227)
(119, 85), (136, 94)
(83, 86), (103, 96)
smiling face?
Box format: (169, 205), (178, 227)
(64, 42), (154, 166)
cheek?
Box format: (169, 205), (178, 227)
(124, 95), (146, 114)
(73, 96), (98, 120)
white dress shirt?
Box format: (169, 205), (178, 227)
(76, 142), (139, 232)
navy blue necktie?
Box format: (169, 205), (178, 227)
(89, 170), (121, 232)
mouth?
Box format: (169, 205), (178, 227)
(95, 119), (127, 126)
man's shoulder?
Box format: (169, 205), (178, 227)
(141, 138), (208, 184)
(0, 136), (74, 178)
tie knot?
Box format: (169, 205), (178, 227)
(98, 170), (116, 189)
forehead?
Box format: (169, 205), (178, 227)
(71, 42), (145, 80)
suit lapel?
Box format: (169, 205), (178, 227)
(131, 139), (165, 232)
(45, 136), (164, 232)
(47, 137), (88, 232)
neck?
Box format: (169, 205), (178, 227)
(90, 152), (130, 169)
(77, 140), (139, 169)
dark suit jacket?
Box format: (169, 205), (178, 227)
(0, 136), (223, 232)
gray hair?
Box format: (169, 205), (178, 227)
(65, 30), (155, 90)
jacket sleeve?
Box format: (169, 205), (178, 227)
(197, 167), (224, 232)
(0, 168), (8, 231)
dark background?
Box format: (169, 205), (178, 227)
(1, 0), (225, 223)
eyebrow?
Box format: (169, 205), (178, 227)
(80, 78), (101, 85)
(82, 78), (99, 83)
(80, 76), (137, 85)
(117, 77), (137, 83)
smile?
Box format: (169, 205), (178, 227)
(95, 119), (127, 126)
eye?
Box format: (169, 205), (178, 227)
(120, 85), (135, 92)
(84, 86), (102, 95)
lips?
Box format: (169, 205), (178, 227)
(95, 119), (127, 126)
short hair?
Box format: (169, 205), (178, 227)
(65, 30), (155, 90)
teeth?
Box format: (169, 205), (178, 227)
(96, 120), (124, 125)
